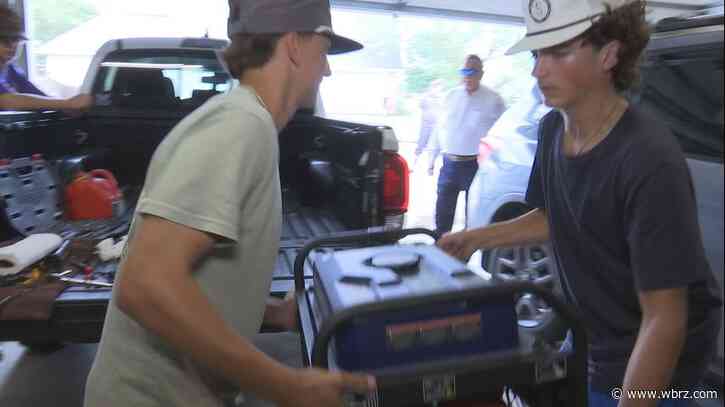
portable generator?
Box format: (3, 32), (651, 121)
(295, 228), (588, 407)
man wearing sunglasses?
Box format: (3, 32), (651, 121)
(0, 4), (92, 112)
(429, 54), (505, 235)
(439, 1), (721, 406)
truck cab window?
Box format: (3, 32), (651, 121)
(91, 50), (234, 110)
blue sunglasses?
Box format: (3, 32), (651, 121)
(459, 68), (481, 77)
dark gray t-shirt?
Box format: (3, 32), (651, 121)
(526, 106), (722, 392)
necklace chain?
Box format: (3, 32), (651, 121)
(248, 86), (269, 113)
(570, 99), (622, 156)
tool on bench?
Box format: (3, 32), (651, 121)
(0, 290), (25, 307)
(44, 238), (71, 272)
(0, 287), (34, 312)
(56, 276), (112, 288)
(50, 270), (112, 288)
(20, 267), (46, 286)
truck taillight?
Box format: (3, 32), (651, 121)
(383, 152), (409, 214)
(477, 139), (495, 165)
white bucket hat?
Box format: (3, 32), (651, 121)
(506, 0), (633, 55)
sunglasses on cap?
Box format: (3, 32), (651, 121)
(459, 68), (481, 77)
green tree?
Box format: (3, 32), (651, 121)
(329, 11), (402, 70)
(403, 20), (533, 106)
(403, 22), (481, 94)
(28, 0), (97, 43)
(480, 25), (535, 107)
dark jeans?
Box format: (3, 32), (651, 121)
(561, 333), (697, 407)
(435, 156), (478, 234)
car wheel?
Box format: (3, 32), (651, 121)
(485, 244), (565, 340)
(486, 244), (553, 287)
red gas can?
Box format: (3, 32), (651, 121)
(65, 169), (123, 220)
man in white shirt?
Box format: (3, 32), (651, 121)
(430, 55), (505, 234)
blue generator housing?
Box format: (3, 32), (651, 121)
(311, 244), (520, 371)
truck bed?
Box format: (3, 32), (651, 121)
(1, 106), (395, 345)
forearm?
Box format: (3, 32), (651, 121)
(416, 125), (433, 153)
(619, 307), (687, 406)
(429, 148), (440, 164)
(0, 93), (67, 110)
(428, 128), (441, 164)
(117, 261), (298, 404)
(472, 208), (550, 249)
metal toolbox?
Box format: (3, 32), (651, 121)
(295, 228), (588, 407)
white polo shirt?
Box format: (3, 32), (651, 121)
(434, 85), (505, 156)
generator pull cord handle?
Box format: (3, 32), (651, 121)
(293, 227), (439, 294)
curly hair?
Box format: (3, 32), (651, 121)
(581, 1), (651, 92)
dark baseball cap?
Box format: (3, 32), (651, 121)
(227, 0), (363, 55)
(0, 4), (27, 40)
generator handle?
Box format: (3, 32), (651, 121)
(293, 228), (439, 294)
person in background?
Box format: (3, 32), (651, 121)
(429, 55), (505, 234)
(0, 4), (92, 111)
(84, 1), (375, 406)
(413, 78), (444, 170)
(439, 1), (722, 406)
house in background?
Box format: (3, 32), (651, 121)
(321, 10), (405, 118)
(29, 5), (227, 97)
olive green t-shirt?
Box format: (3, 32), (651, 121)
(85, 86), (281, 407)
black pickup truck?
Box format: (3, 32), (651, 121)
(0, 37), (410, 344)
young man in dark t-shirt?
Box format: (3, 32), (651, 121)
(438, 1), (722, 406)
